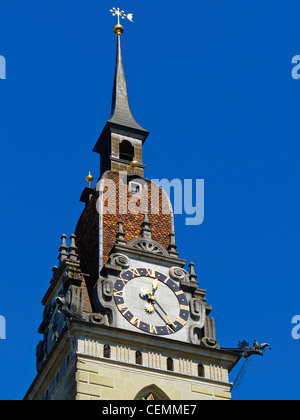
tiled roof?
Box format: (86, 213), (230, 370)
(75, 171), (173, 313)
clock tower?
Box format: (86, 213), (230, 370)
(25, 11), (241, 401)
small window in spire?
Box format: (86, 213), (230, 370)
(119, 140), (134, 161)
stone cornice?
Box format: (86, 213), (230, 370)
(71, 320), (241, 370)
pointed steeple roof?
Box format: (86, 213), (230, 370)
(109, 33), (147, 133)
(94, 25), (149, 154)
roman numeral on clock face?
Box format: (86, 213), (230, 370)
(149, 325), (158, 334)
(113, 289), (123, 298)
(176, 317), (187, 326)
(145, 269), (156, 278)
(117, 303), (129, 316)
(130, 316), (141, 328)
(166, 325), (175, 335)
(130, 268), (141, 277)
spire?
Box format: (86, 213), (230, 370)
(108, 26), (148, 134)
(93, 8), (149, 180)
(93, 10), (149, 157)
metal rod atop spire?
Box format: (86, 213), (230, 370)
(110, 7), (133, 36)
(110, 7), (134, 35)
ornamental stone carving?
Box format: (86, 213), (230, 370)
(109, 253), (130, 268)
(102, 279), (114, 298)
(190, 297), (206, 324)
(127, 238), (168, 256)
(200, 337), (220, 350)
(169, 267), (188, 282)
(87, 313), (107, 326)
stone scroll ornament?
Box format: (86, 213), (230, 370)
(87, 313), (107, 326)
(169, 267), (189, 282)
(109, 253), (130, 269)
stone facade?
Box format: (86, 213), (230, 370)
(25, 321), (238, 400)
(75, 361), (231, 401)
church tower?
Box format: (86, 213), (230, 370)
(24, 10), (241, 401)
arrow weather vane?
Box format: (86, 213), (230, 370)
(110, 7), (134, 26)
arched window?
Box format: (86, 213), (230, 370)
(135, 385), (171, 401)
(136, 351), (143, 365)
(198, 364), (205, 378)
(104, 344), (111, 359)
(119, 140), (134, 161)
(167, 357), (174, 372)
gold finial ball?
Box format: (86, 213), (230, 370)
(86, 172), (94, 184)
(114, 24), (124, 36)
(130, 158), (138, 168)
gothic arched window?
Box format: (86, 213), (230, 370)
(134, 384), (171, 401)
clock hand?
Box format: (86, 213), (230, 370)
(141, 279), (158, 298)
(154, 299), (167, 316)
(140, 287), (152, 298)
(141, 279), (159, 303)
(166, 315), (177, 329)
(154, 300), (176, 329)
(152, 305), (169, 325)
(152, 279), (159, 294)
(141, 280), (176, 327)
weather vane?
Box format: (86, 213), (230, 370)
(110, 7), (134, 26)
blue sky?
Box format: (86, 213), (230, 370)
(0, 0), (300, 400)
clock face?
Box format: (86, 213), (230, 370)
(113, 268), (190, 336)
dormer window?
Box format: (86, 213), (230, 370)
(129, 182), (141, 194)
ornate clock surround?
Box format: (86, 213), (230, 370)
(113, 268), (190, 336)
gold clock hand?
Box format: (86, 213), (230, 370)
(140, 287), (151, 298)
(154, 300), (176, 329)
(155, 308), (168, 325)
(166, 315), (176, 328)
(152, 279), (159, 293)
